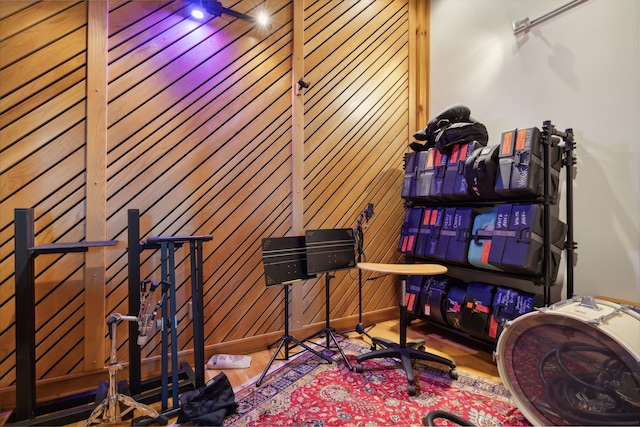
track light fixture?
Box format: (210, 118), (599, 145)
(190, 0), (271, 28)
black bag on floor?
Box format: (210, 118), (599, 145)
(177, 372), (238, 426)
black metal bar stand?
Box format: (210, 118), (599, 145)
(256, 284), (333, 386)
(12, 208), (117, 424)
(126, 209), (212, 412)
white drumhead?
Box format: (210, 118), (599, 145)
(496, 296), (640, 426)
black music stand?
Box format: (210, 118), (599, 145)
(256, 236), (333, 387)
(303, 229), (356, 371)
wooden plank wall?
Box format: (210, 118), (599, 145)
(0, 0), (427, 408)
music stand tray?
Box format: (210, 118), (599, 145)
(354, 262), (458, 396)
(257, 236), (333, 387)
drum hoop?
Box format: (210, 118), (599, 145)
(496, 297), (640, 426)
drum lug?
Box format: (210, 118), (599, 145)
(578, 296), (600, 311)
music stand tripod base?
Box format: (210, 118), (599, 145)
(301, 272), (353, 371)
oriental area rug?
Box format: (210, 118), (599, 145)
(223, 339), (530, 426)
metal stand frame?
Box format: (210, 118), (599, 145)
(84, 315), (167, 426)
(303, 273), (353, 370)
(127, 210), (212, 412)
(338, 205), (389, 350)
(11, 208), (117, 425)
(256, 284), (333, 386)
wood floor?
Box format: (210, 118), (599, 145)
(215, 317), (502, 390)
(3, 318), (503, 426)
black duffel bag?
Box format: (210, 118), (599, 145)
(177, 372), (238, 426)
(411, 105), (489, 152)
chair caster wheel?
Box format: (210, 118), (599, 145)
(408, 384), (417, 396)
(449, 368), (458, 380)
(355, 364), (363, 373)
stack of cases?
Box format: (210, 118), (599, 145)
(495, 127), (563, 202)
(399, 125), (567, 343)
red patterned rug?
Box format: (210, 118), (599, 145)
(223, 338), (530, 426)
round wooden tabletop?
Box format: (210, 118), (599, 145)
(357, 262), (447, 276)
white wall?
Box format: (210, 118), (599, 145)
(429, 0), (640, 302)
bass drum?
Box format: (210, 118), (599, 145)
(495, 296), (640, 426)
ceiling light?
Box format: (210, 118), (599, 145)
(189, 0), (271, 28)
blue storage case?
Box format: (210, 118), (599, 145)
(442, 141), (481, 200)
(486, 203), (513, 270)
(488, 286), (543, 342)
(421, 275), (465, 326)
(398, 207), (423, 255)
(467, 207), (502, 271)
(414, 207), (436, 258)
(460, 282), (495, 340)
(406, 275), (426, 316)
(434, 207), (457, 262)
(435, 207), (474, 265)
(416, 149), (436, 199)
(421, 207), (444, 260)
(428, 149), (449, 200)
(401, 152), (419, 200)
(495, 127), (563, 202)
(445, 281), (467, 331)
(500, 203), (567, 279)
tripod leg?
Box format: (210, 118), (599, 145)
(256, 338), (287, 387)
(83, 399), (109, 426)
(326, 331), (353, 371)
(116, 393), (161, 418)
(289, 336), (334, 363)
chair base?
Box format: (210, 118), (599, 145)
(355, 341), (458, 396)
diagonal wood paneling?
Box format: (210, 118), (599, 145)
(0, 0), (88, 388)
(103, 0), (297, 362)
(0, 0), (422, 408)
(301, 0), (408, 326)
